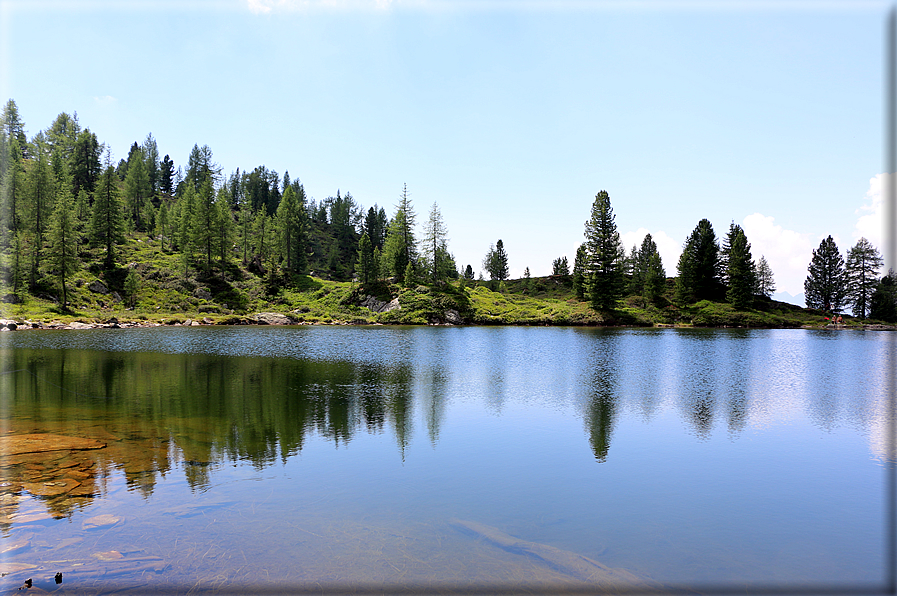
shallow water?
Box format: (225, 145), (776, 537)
(0, 326), (893, 593)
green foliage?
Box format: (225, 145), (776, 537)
(804, 235), (846, 313)
(869, 270), (897, 322)
(754, 255), (775, 298)
(724, 223), (755, 309)
(355, 233), (376, 285)
(552, 256), (569, 276)
(676, 218), (720, 303)
(572, 244), (587, 299)
(583, 190), (624, 310)
(483, 239), (509, 281)
(47, 175), (79, 307)
(630, 233), (665, 302)
(420, 201), (450, 284)
(844, 237), (882, 318)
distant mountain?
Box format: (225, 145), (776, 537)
(773, 291), (805, 307)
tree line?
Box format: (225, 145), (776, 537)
(1, 98), (895, 322)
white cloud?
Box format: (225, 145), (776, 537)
(93, 95), (117, 106)
(742, 213), (816, 296)
(619, 228), (680, 276)
(854, 173), (889, 254)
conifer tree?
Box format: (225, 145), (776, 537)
(191, 177), (216, 272)
(676, 219), (720, 303)
(463, 264), (475, 280)
(355, 233), (376, 285)
(552, 256), (570, 276)
(754, 255), (775, 298)
(213, 187), (234, 267)
(26, 142), (55, 286)
(421, 202), (449, 284)
(123, 151), (150, 231)
(90, 164), (125, 268)
(572, 244), (587, 299)
(583, 191), (624, 310)
(844, 237), (883, 319)
(484, 240), (509, 281)
(869, 270), (897, 322)
(47, 176), (79, 307)
(724, 223), (755, 309)
(276, 185), (307, 275)
(804, 235), (846, 313)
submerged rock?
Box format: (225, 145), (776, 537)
(83, 514), (121, 530)
(0, 434), (106, 456)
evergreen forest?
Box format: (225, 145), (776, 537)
(1, 100), (895, 328)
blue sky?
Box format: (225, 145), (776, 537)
(0, 0), (890, 298)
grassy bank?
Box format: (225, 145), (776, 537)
(0, 233), (888, 329)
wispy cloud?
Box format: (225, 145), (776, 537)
(619, 228), (681, 277)
(741, 213), (817, 296)
(854, 172), (887, 254)
(93, 95), (117, 106)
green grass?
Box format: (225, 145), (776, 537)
(0, 231), (876, 329)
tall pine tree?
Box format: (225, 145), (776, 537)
(844, 237), (883, 318)
(584, 191), (624, 310)
(804, 235), (846, 313)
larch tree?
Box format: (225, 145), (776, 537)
(753, 255), (775, 298)
(804, 235), (846, 313)
(276, 185), (307, 275)
(421, 202), (449, 284)
(191, 177), (217, 272)
(844, 237), (883, 318)
(25, 141), (55, 287)
(47, 175), (79, 307)
(90, 163), (125, 268)
(583, 190), (624, 310)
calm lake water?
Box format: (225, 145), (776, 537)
(0, 326), (893, 594)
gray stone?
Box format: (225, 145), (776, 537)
(254, 312), (298, 325)
(444, 309), (463, 325)
(359, 295), (401, 313)
(88, 280), (108, 294)
(110, 291), (123, 303)
(68, 321), (94, 330)
(193, 288), (212, 301)
(0, 319), (17, 330)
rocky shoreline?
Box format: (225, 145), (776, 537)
(1, 315), (894, 331)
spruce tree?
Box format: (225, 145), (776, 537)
(804, 235), (846, 313)
(676, 219), (720, 303)
(724, 224), (755, 309)
(844, 237), (883, 318)
(583, 191), (624, 310)
(484, 240), (509, 281)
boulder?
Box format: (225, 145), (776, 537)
(0, 319), (17, 330)
(67, 321), (94, 330)
(2, 294), (20, 304)
(88, 280), (109, 294)
(193, 287), (212, 301)
(444, 309), (463, 325)
(359, 295), (401, 313)
(111, 291), (123, 303)
(254, 312), (298, 325)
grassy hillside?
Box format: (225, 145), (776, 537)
(0, 231), (883, 329)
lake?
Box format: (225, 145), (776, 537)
(0, 326), (893, 594)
